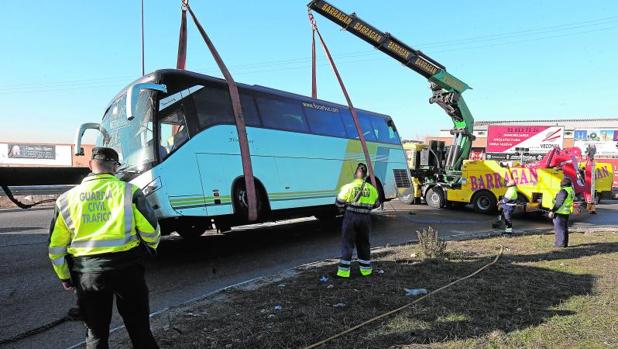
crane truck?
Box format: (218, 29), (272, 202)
(308, 0), (475, 205)
(309, 0), (606, 215)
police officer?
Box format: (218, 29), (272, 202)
(499, 179), (518, 234)
(548, 177), (575, 248)
(335, 163), (380, 278)
(48, 147), (160, 349)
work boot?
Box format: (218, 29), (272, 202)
(67, 307), (82, 321)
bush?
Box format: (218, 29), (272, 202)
(417, 226), (447, 260)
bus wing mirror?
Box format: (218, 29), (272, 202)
(126, 83), (167, 121)
(74, 123), (110, 156)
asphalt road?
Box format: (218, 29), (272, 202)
(1, 201), (617, 349)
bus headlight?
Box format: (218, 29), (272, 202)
(142, 177), (162, 197)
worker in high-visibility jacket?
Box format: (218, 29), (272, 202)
(335, 163), (380, 278)
(499, 179), (518, 234)
(48, 147), (160, 349)
(548, 177), (575, 248)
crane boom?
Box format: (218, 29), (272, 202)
(308, 0), (475, 174)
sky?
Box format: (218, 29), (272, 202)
(0, 0), (617, 144)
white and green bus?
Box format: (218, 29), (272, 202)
(76, 69), (412, 238)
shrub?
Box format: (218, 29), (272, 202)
(416, 226), (447, 260)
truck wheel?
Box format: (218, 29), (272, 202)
(473, 191), (497, 214)
(425, 186), (445, 208)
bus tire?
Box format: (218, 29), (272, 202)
(232, 178), (269, 222)
(425, 186), (445, 209)
(472, 190), (497, 214)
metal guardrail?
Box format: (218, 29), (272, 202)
(0, 185), (74, 197)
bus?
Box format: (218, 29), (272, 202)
(76, 69), (413, 238)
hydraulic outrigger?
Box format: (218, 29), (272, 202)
(308, 0), (475, 183)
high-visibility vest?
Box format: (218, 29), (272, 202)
(504, 186), (518, 201)
(336, 178), (379, 214)
(555, 186), (575, 215)
(48, 174), (159, 280)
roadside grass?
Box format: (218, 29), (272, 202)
(133, 231), (618, 349)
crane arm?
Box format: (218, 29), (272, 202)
(308, 0), (475, 173)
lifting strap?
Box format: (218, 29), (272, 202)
(176, 0), (188, 70)
(177, 1), (258, 221)
(311, 25), (318, 99)
(308, 11), (377, 189)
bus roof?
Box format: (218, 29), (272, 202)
(114, 69), (391, 120)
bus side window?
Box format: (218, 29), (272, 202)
(304, 105), (346, 138)
(192, 86), (234, 129)
(370, 116), (401, 144)
(340, 111), (377, 141)
(240, 93), (261, 127)
(256, 97), (309, 133)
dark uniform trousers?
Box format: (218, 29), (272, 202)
(340, 211), (371, 263)
(553, 214), (569, 247)
(501, 205), (515, 229)
(75, 264), (158, 349)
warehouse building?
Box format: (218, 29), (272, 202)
(0, 143), (94, 167)
(425, 118), (618, 187)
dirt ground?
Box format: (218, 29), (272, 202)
(117, 230), (618, 349)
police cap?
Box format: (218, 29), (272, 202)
(91, 147), (120, 164)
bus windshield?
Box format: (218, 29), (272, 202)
(97, 90), (156, 174)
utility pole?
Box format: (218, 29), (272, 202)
(141, 0), (145, 76)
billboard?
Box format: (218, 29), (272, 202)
(573, 129), (618, 158)
(469, 147), (486, 160)
(486, 125), (564, 160)
(0, 143), (72, 166)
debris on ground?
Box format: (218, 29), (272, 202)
(404, 288), (428, 297)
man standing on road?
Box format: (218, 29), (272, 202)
(548, 177), (575, 248)
(335, 163), (380, 278)
(48, 147), (160, 349)
(499, 179), (518, 235)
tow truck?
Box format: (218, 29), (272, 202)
(309, 0), (604, 214)
(308, 0), (475, 206)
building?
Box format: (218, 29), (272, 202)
(425, 117), (618, 187)
(0, 142), (94, 167)
(427, 118), (618, 148)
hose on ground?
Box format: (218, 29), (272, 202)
(1, 185), (56, 209)
(302, 245), (505, 349)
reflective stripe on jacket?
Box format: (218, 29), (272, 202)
(501, 186), (518, 205)
(48, 174), (160, 280)
(335, 178), (379, 214)
(555, 186), (575, 215)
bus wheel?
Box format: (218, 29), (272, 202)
(473, 191), (497, 214)
(177, 222), (207, 240)
(233, 180), (267, 222)
(425, 186), (445, 208)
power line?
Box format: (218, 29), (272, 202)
(1, 14), (616, 94)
